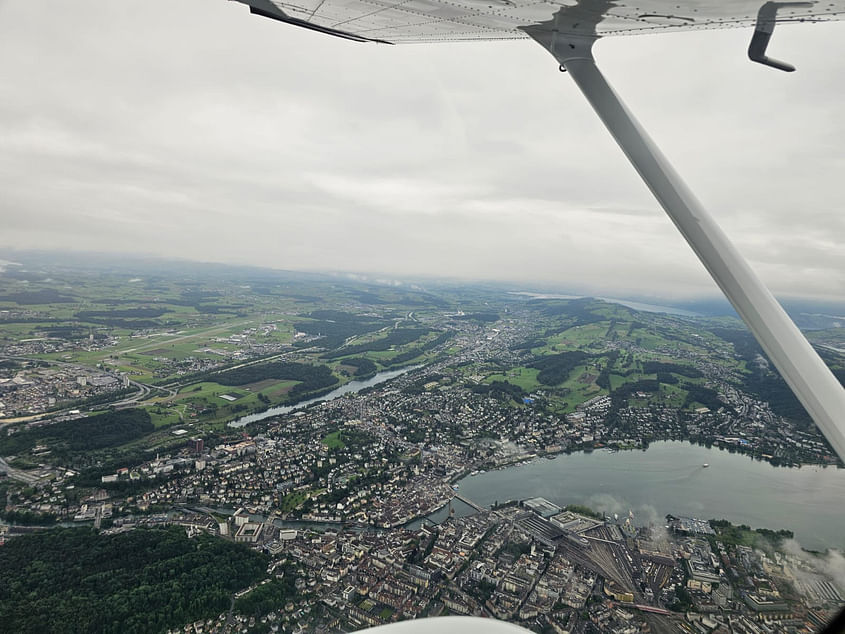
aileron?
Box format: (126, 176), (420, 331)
(234, 0), (845, 43)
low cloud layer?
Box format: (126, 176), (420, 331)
(782, 538), (845, 593)
(1, 1), (843, 299)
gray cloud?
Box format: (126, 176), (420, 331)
(782, 538), (845, 593)
(0, 1), (843, 299)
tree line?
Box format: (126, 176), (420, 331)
(529, 350), (597, 386)
(322, 328), (431, 359)
(213, 361), (338, 398)
(0, 408), (153, 455)
(0, 526), (268, 633)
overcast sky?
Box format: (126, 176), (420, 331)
(0, 1), (843, 301)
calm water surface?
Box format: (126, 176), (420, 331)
(449, 441), (845, 550)
(229, 366), (419, 427)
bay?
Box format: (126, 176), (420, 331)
(449, 441), (845, 551)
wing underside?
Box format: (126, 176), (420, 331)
(235, 0), (845, 43)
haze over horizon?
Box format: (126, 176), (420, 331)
(5, 249), (845, 325)
(1, 1), (843, 301)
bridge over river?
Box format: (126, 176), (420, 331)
(453, 493), (486, 512)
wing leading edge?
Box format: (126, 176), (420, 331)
(234, 0), (845, 43)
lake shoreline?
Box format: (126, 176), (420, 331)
(446, 440), (845, 551)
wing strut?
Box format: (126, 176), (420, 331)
(523, 25), (845, 463)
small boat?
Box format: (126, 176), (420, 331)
(702, 463), (710, 468)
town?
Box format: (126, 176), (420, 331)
(1, 262), (843, 633)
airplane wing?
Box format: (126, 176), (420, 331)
(235, 0), (845, 43)
(233, 0), (845, 465)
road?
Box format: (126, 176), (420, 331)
(120, 319), (255, 354)
(0, 456), (42, 484)
(0, 321), (282, 418)
(0, 353), (152, 417)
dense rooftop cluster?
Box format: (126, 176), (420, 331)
(1, 266), (843, 633)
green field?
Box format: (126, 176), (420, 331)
(147, 406), (184, 428)
(4, 259), (831, 447)
(484, 367), (541, 392)
(322, 431), (346, 449)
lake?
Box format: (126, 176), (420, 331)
(443, 441), (845, 550)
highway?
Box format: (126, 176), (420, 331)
(0, 456), (42, 484)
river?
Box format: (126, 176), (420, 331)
(228, 365), (420, 427)
(433, 441), (845, 550)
